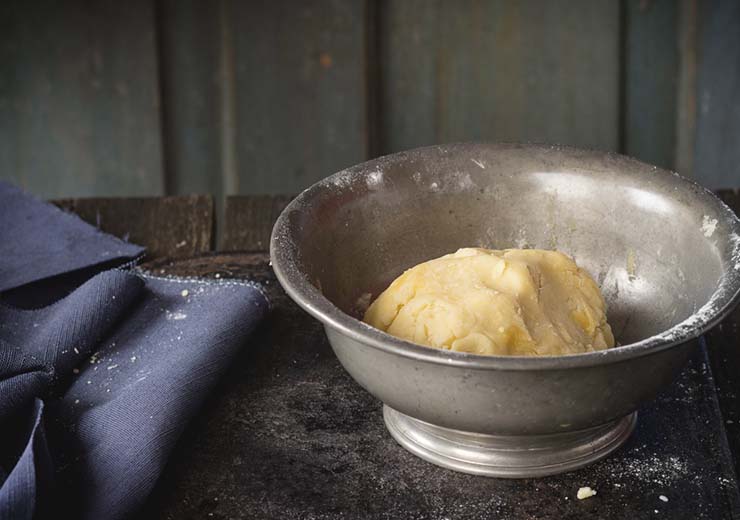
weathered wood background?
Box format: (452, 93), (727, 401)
(1, 0), (738, 202)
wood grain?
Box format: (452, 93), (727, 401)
(0, 0), (164, 198)
(53, 195), (213, 259)
(221, 195), (293, 251)
(623, 0), (679, 170)
(157, 0), (222, 198)
(694, 0), (740, 188)
(378, 0), (620, 154)
(229, 0), (369, 195)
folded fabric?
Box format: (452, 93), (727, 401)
(0, 182), (145, 293)
(0, 183), (269, 519)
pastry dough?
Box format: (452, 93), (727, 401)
(363, 248), (614, 356)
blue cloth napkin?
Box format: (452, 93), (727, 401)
(0, 182), (269, 519)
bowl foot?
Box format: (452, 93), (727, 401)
(383, 406), (636, 478)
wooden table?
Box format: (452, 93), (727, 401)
(55, 193), (740, 519)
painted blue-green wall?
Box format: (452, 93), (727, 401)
(0, 0), (737, 200)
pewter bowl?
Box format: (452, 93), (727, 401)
(270, 143), (740, 477)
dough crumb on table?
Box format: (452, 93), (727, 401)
(363, 248), (614, 357)
(577, 487), (597, 500)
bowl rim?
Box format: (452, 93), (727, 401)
(270, 142), (740, 371)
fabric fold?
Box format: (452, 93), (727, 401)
(0, 182), (145, 293)
(0, 182), (269, 519)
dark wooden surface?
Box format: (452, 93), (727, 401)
(52, 195), (214, 259)
(139, 253), (739, 520)
(221, 195), (293, 251)
(51, 193), (740, 519)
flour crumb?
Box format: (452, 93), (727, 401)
(130, 356), (137, 362)
(702, 215), (718, 237)
(181, 289), (189, 297)
(107, 364), (118, 370)
(659, 495), (668, 502)
(166, 310), (188, 321)
(577, 487), (597, 500)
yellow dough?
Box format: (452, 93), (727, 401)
(363, 248), (614, 356)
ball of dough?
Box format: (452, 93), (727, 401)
(363, 248), (614, 356)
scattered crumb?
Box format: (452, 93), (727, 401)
(130, 356), (137, 362)
(74, 399), (79, 404)
(73, 347), (80, 355)
(175, 240), (187, 248)
(73, 368), (80, 374)
(86, 380), (92, 385)
(165, 310), (188, 321)
(702, 215), (718, 238)
(577, 487), (597, 500)
(107, 364), (118, 370)
(181, 289), (189, 297)
(659, 495), (668, 502)
(215, 273), (221, 278)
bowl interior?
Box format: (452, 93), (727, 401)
(281, 144), (736, 346)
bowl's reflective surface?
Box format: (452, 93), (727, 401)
(271, 143), (740, 476)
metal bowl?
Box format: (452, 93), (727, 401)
(270, 143), (740, 477)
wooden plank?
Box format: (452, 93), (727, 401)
(0, 0), (164, 199)
(157, 0), (222, 198)
(706, 189), (740, 477)
(221, 195), (293, 251)
(623, 0), (679, 170)
(378, 0), (620, 154)
(694, 0), (740, 189)
(52, 195), (214, 259)
(674, 0), (698, 177)
(229, 0), (369, 194)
